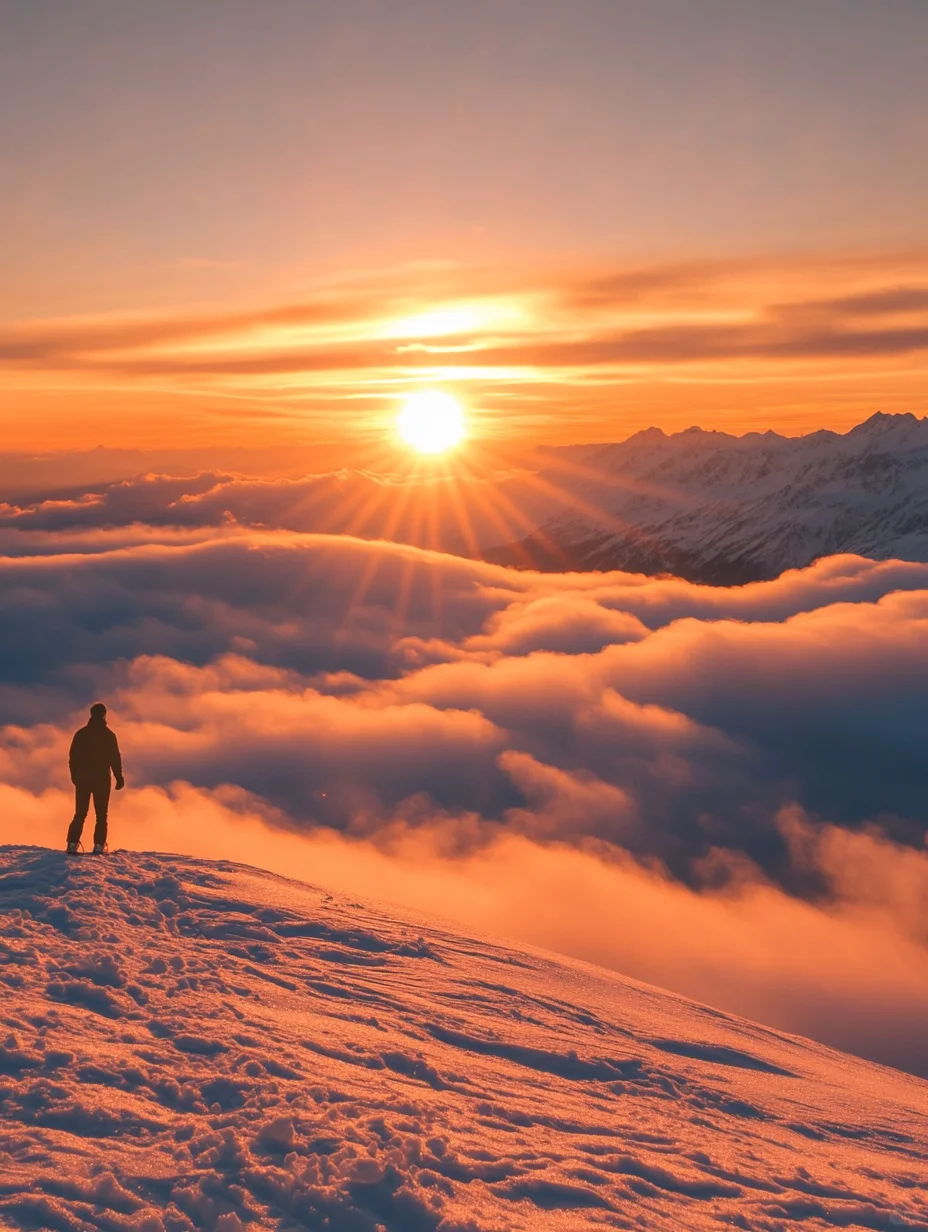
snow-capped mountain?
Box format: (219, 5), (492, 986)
(493, 412), (928, 583)
(1, 846), (926, 1231)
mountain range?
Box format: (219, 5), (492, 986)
(490, 411), (928, 583)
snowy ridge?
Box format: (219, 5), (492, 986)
(1, 847), (926, 1231)
(497, 412), (928, 582)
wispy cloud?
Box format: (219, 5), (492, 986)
(3, 253), (928, 446)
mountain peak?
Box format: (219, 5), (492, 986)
(626, 425), (667, 443)
(849, 410), (923, 436)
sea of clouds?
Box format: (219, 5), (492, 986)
(1, 482), (926, 1075)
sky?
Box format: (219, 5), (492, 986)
(2, 2), (928, 1086)
(1, 0), (927, 453)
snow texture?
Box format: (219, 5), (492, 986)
(501, 411), (928, 582)
(0, 846), (926, 1231)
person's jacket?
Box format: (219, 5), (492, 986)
(69, 720), (122, 783)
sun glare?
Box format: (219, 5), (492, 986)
(397, 390), (466, 454)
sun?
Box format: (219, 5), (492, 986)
(397, 390), (466, 454)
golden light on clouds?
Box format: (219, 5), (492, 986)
(1, 253), (927, 451)
(383, 297), (528, 342)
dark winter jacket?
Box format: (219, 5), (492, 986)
(69, 720), (122, 784)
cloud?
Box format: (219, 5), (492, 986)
(4, 254), (928, 418)
(0, 467), (562, 560)
(0, 533), (524, 689)
(8, 254), (928, 453)
(775, 284), (928, 320)
(0, 532), (925, 864)
(4, 462), (928, 618)
(467, 593), (650, 655)
(12, 312), (928, 378)
(1, 524), (927, 1073)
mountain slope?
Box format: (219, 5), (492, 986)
(0, 846), (926, 1231)
(491, 412), (928, 582)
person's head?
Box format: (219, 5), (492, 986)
(89, 702), (107, 723)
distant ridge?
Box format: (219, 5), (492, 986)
(487, 411), (928, 583)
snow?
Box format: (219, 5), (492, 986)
(509, 411), (928, 581)
(1, 847), (926, 1231)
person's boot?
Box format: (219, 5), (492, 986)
(66, 841), (78, 855)
(92, 843), (105, 855)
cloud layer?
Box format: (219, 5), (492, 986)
(0, 524), (926, 1073)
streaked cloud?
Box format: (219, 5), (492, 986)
(4, 254), (928, 449)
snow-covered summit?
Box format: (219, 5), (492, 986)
(500, 411), (928, 582)
(1, 846), (926, 1230)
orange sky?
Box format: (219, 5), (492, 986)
(3, 252), (928, 453)
(2, 3), (927, 455)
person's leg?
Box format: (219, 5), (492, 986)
(92, 777), (111, 848)
(67, 783), (91, 846)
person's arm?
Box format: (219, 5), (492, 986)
(68, 732), (80, 784)
(110, 732), (125, 789)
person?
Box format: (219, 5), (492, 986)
(66, 703), (124, 855)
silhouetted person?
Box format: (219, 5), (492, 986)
(66, 703), (124, 854)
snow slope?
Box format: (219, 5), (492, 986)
(495, 411), (928, 582)
(1, 846), (926, 1232)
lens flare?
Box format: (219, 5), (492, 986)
(397, 390), (466, 454)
